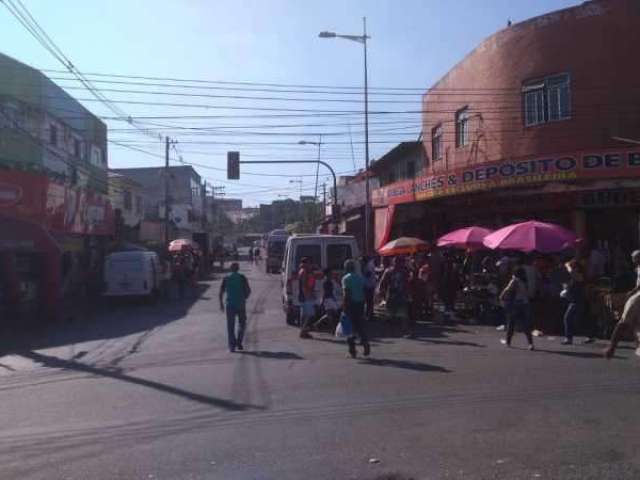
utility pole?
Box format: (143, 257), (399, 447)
(201, 180), (207, 232)
(321, 181), (327, 229)
(163, 137), (171, 246)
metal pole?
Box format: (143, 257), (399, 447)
(241, 159), (339, 222)
(164, 136), (170, 246)
(363, 16), (371, 254)
(314, 134), (322, 201)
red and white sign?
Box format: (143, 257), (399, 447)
(0, 170), (114, 236)
(0, 182), (22, 206)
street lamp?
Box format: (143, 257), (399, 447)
(319, 18), (371, 253)
(298, 135), (323, 201)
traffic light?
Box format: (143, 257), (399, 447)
(227, 151), (240, 179)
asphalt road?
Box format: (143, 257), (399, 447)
(1, 261), (639, 480)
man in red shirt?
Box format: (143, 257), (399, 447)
(298, 258), (317, 339)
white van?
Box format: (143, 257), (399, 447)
(281, 235), (359, 324)
(103, 251), (161, 297)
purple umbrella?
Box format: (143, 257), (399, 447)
(482, 220), (577, 253)
(437, 226), (493, 249)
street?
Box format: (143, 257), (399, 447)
(1, 261), (639, 480)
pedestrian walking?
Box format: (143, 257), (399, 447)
(219, 262), (251, 352)
(561, 260), (586, 345)
(314, 268), (341, 331)
(298, 257), (318, 339)
(362, 256), (377, 321)
(342, 259), (370, 358)
(604, 289), (640, 359)
(379, 256), (411, 335)
(173, 255), (187, 300)
(499, 267), (534, 350)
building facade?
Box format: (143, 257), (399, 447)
(111, 165), (204, 244)
(373, 0), (640, 258)
(0, 53), (113, 321)
(108, 172), (144, 243)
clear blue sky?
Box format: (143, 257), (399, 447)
(1, 0), (581, 206)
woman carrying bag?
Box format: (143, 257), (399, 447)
(500, 267), (535, 350)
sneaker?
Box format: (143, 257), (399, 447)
(236, 344), (244, 351)
(363, 343), (371, 357)
(582, 338), (595, 344)
(561, 339), (573, 345)
(528, 344), (535, 351)
(299, 332), (313, 339)
(229, 346), (236, 353)
(500, 339), (510, 347)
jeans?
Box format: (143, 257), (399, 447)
(563, 302), (583, 341)
(346, 301), (369, 347)
(506, 302), (533, 345)
(226, 305), (247, 349)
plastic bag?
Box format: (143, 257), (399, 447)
(339, 312), (353, 337)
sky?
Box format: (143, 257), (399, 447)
(1, 0), (582, 207)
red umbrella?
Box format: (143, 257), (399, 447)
(482, 220), (577, 253)
(168, 238), (200, 253)
(437, 226), (493, 249)
(378, 237), (429, 256)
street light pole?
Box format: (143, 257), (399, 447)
(362, 17), (371, 255)
(319, 19), (371, 252)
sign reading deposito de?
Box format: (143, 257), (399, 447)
(372, 149), (640, 207)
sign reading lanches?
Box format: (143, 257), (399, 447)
(372, 149), (640, 206)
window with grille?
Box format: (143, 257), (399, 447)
(523, 74), (570, 126)
(455, 107), (469, 147)
(432, 124), (443, 161)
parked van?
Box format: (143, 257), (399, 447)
(103, 251), (161, 297)
(281, 235), (359, 324)
(265, 231), (289, 274)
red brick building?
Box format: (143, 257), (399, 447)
(373, 0), (640, 256)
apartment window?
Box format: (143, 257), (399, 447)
(431, 124), (443, 161)
(49, 124), (58, 146)
(123, 190), (132, 211)
(387, 171), (396, 184)
(91, 146), (102, 166)
(406, 161), (415, 179)
(73, 139), (82, 158)
(455, 107), (470, 147)
(523, 73), (570, 126)
(135, 195), (143, 214)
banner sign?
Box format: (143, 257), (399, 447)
(372, 149), (640, 207)
(0, 170), (114, 236)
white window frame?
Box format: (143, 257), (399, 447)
(455, 107), (470, 147)
(523, 73), (571, 127)
(432, 124), (443, 161)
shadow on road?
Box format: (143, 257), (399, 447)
(358, 357), (451, 373)
(536, 348), (620, 360)
(239, 350), (304, 360)
(412, 337), (487, 348)
(18, 350), (265, 411)
(3, 283), (212, 354)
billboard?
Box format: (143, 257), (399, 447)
(373, 148), (640, 207)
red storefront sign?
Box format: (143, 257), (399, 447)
(0, 170), (114, 236)
(373, 148), (640, 207)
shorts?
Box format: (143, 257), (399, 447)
(323, 298), (338, 312)
(301, 301), (316, 319)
